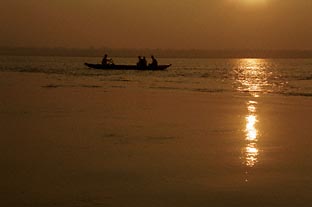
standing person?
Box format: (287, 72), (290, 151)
(102, 54), (113, 65)
(149, 55), (158, 69)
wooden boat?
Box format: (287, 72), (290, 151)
(84, 63), (171, 71)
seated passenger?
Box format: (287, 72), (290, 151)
(149, 55), (158, 69)
(137, 56), (147, 69)
(142, 56), (147, 68)
(102, 54), (113, 65)
(137, 56), (142, 68)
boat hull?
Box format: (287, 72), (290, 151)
(84, 63), (171, 70)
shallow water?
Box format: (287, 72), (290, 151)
(0, 56), (312, 206)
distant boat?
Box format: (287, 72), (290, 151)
(84, 63), (171, 71)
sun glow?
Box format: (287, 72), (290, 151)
(228, 0), (268, 6)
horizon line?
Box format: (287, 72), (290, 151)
(1, 46), (312, 51)
(1, 47), (312, 58)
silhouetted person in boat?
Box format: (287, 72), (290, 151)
(102, 54), (114, 65)
(137, 56), (142, 68)
(137, 56), (147, 69)
(149, 55), (158, 69)
(142, 56), (147, 68)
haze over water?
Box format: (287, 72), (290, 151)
(1, 0), (312, 49)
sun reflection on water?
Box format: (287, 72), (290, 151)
(244, 100), (259, 167)
(246, 115), (257, 141)
(236, 59), (270, 97)
(236, 59), (266, 175)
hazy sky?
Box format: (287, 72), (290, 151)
(1, 0), (312, 49)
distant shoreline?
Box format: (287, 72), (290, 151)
(1, 47), (312, 58)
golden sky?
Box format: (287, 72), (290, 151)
(1, 0), (312, 49)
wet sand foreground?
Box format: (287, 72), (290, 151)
(1, 72), (312, 207)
